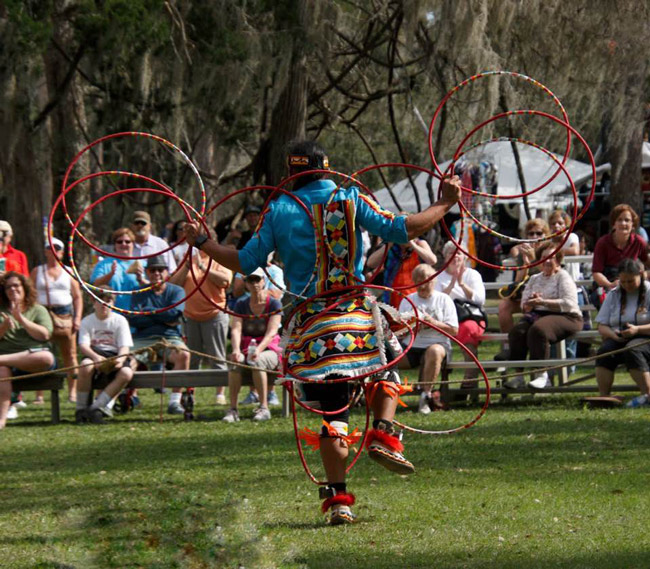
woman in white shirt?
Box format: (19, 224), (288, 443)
(507, 242), (583, 389)
(30, 237), (83, 403)
(435, 241), (486, 388)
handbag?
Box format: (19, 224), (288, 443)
(498, 275), (530, 301)
(453, 298), (487, 329)
(43, 266), (73, 338)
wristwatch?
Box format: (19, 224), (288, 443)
(194, 234), (208, 249)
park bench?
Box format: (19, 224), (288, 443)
(12, 374), (65, 424)
(440, 329), (642, 403)
(93, 368), (291, 418)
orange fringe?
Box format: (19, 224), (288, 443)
(298, 421), (362, 451)
(365, 379), (413, 408)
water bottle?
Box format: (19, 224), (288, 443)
(247, 339), (257, 365)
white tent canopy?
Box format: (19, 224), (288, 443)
(643, 141), (650, 168)
(371, 141), (593, 218)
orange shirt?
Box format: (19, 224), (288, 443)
(182, 254), (232, 321)
(389, 249), (421, 308)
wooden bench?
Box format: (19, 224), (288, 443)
(440, 329), (642, 402)
(93, 369), (291, 418)
(12, 374), (65, 424)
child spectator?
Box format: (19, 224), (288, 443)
(76, 290), (134, 424)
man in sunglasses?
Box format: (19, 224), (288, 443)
(131, 211), (177, 272)
(184, 140), (462, 524)
(127, 255), (190, 415)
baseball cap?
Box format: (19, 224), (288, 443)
(0, 221), (12, 234)
(46, 237), (65, 250)
(244, 267), (266, 280)
(146, 255), (168, 270)
(133, 211), (151, 224)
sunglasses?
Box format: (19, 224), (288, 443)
(49, 244), (63, 252)
(245, 276), (263, 283)
(115, 239), (132, 244)
(133, 220), (148, 226)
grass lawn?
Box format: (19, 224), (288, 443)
(2, 382), (650, 569)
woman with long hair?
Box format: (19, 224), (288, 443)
(595, 258), (650, 406)
(0, 272), (55, 428)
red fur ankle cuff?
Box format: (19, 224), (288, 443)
(321, 492), (356, 513)
(365, 428), (404, 453)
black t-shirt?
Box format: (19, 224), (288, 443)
(233, 296), (282, 338)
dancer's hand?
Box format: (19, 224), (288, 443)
(440, 175), (462, 205)
(184, 221), (202, 246)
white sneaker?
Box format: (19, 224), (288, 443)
(267, 391), (280, 407)
(529, 372), (551, 389)
(252, 407), (271, 421)
(222, 409), (240, 423)
(14, 400), (27, 409)
(7, 405), (18, 420)
(418, 392), (431, 415)
(215, 393), (227, 406)
(504, 375), (526, 389)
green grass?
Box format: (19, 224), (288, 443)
(2, 385), (650, 569)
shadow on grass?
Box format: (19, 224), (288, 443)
(293, 549), (649, 569)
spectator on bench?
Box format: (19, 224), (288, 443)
(435, 241), (486, 389)
(398, 263), (458, 414)
(31, 237), (84, 404)
(594, 258), (650, 407)
(498, 218), (550, 337)
(170, 247), (232, 406)
(0, 272), (55, 428)
(366, 238), (437, 309)
(505, 242), (583, 389)
(592, 204), (649, 308)
(223, 268), (282, 423)
(76, 290), (134, 424)
(91, 227), (147, 312)
(127, 255), (190, 415)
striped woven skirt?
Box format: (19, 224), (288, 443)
(284, 295), (385, 382)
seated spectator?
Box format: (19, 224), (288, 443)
(0, 272), (55, 428)
(75, 290), (135, 424)
(592, 204), (649, 306)
(91, 228), (146, 311)
(127, 256), (190, 415)
(505, 242), (583, 389)
(131, 211), (177, 272)
(0, 221), (28, 276)
(594, 258), (650, 407)
(223, 268), (282, 423)
(169, 248), (232, 405)
(31, 237), (83, 403)
(435, 242), (486, 388)
(231, 253), (286, 304)
(497, 218), (550, 353)
(397, 264), (458, 414)
(548, 209), (580, 280)
(367, 239), (437, 308)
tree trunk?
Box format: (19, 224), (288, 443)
(265, 0), (316, 185)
